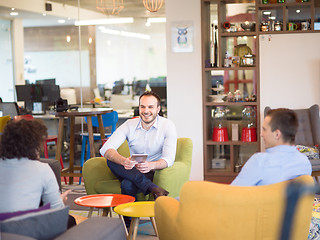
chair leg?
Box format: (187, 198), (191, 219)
(87, 141), (91, 161)
(53, 139), (67, 185)
(79, 136), (88, 184)
(43, 141), (49, 158)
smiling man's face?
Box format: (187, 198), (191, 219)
(139, 95), (160, 125)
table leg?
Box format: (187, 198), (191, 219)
(55, 117), (64, 163)
(150, 217), (159, 237)
(102, 207), (112, 217)
(88, 207), (94, 218)
(128, 217), (139, 240)
(97, 114), (106, 143)
(69, 116), (75, 184)
(86, 116), (95, 158)
(118, 215), (129, 236)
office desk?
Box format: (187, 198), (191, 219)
(33, 114), (60, 136)
(51, 108), (112, 184)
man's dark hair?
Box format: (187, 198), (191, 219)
(139, 91), (161, 107)
(266, 108), (298, 144)
(0, 119), (48, 160)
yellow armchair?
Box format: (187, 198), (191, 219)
(155, 175), (315, 240)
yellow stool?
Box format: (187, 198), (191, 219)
(114, 201), (158, 240)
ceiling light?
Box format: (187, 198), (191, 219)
(66, 35), (71, 42)
(88, 38), (93, 44)
(75, 18), (134, 26)
(96, 0), (124, 15)
(296, 9), (301, 13)
(10, 12), (19, 16)
(58, 19), (66, 24)
(11, 8), (15, 10)
(269, 16), (276, 20)
(99, 26), (150, 40)
(263, 11), (271, 15)
(143, 0), (163, 12)
(147, 18), (166, 24)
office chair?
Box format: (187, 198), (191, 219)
(79, 111), (118, 184)
(0, 115), (11, 134)
(0, 102), (19, 118)
(13, 115), (67, 184)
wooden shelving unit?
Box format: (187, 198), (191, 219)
(201, 0), (319, 183)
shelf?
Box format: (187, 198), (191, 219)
(206, 140), (259, 145)
(205, 102), (258, 106)
(259, 30), (317, 34)
(205, 169), (238, 176)
(204, 66), (257, 71)
(221, 31), (257, 37)
(257, 2), (312, 8)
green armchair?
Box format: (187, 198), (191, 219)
(82, 138), (193, 200)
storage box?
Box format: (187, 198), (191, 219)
(211, 158), (226, 169)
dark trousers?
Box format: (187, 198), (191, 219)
(107, 160), (157, 229)
(107, 160), (156, 199)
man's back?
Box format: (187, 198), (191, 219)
(231, 145), (312, 186)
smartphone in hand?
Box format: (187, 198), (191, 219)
(131, 154), (148, 163)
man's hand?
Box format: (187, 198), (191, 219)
(123, 157), (136, 170)
(135, 161), (152, 173)
(60, 189), (71, 204)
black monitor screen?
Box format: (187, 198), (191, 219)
(42, 85), (60, 104)
(36, 78), (56, 85)
(30, 84), (43, 102)
(151, 86), (167, 100)
(16, 85), (31, 101)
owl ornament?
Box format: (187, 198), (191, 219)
(177, 27), (188, 46)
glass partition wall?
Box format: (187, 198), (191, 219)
(0, 1), (166, 163)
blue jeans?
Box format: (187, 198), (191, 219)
(107, 160), (157, 199)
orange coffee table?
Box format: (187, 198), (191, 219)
(74, 194), (135, 217)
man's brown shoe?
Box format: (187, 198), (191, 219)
(151, 187), (169, 199)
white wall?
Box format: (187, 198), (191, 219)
(166, 0), (203, 180)
(24, 50), (90, 87)
(260, 33), (320, 127)
(96, 19), (167, 86)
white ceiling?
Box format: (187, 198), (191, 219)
(50, 0), (165, 18)
(0, 0), (165, 27)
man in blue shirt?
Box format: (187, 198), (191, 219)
(100, 91), (177, 199)
(231, 108), (312, 186)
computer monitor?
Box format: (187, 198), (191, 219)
(112, 80), (124, 94)
(42, 84), (60, 105)
(0, 102), (20, 117)
(36, 78), (56, 85)
(15, 84), (60, 113)
(133, 80), (147, 96)
(16, 85), (31, 102)
(29, 84), (43, 102)
(151, 86), (167, 101)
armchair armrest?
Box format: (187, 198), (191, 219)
(155, 197), (180, 240)
(83, 157), (118, 195)
(153, 161), (190, 198)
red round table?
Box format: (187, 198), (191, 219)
(74, 194), (135, 217)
